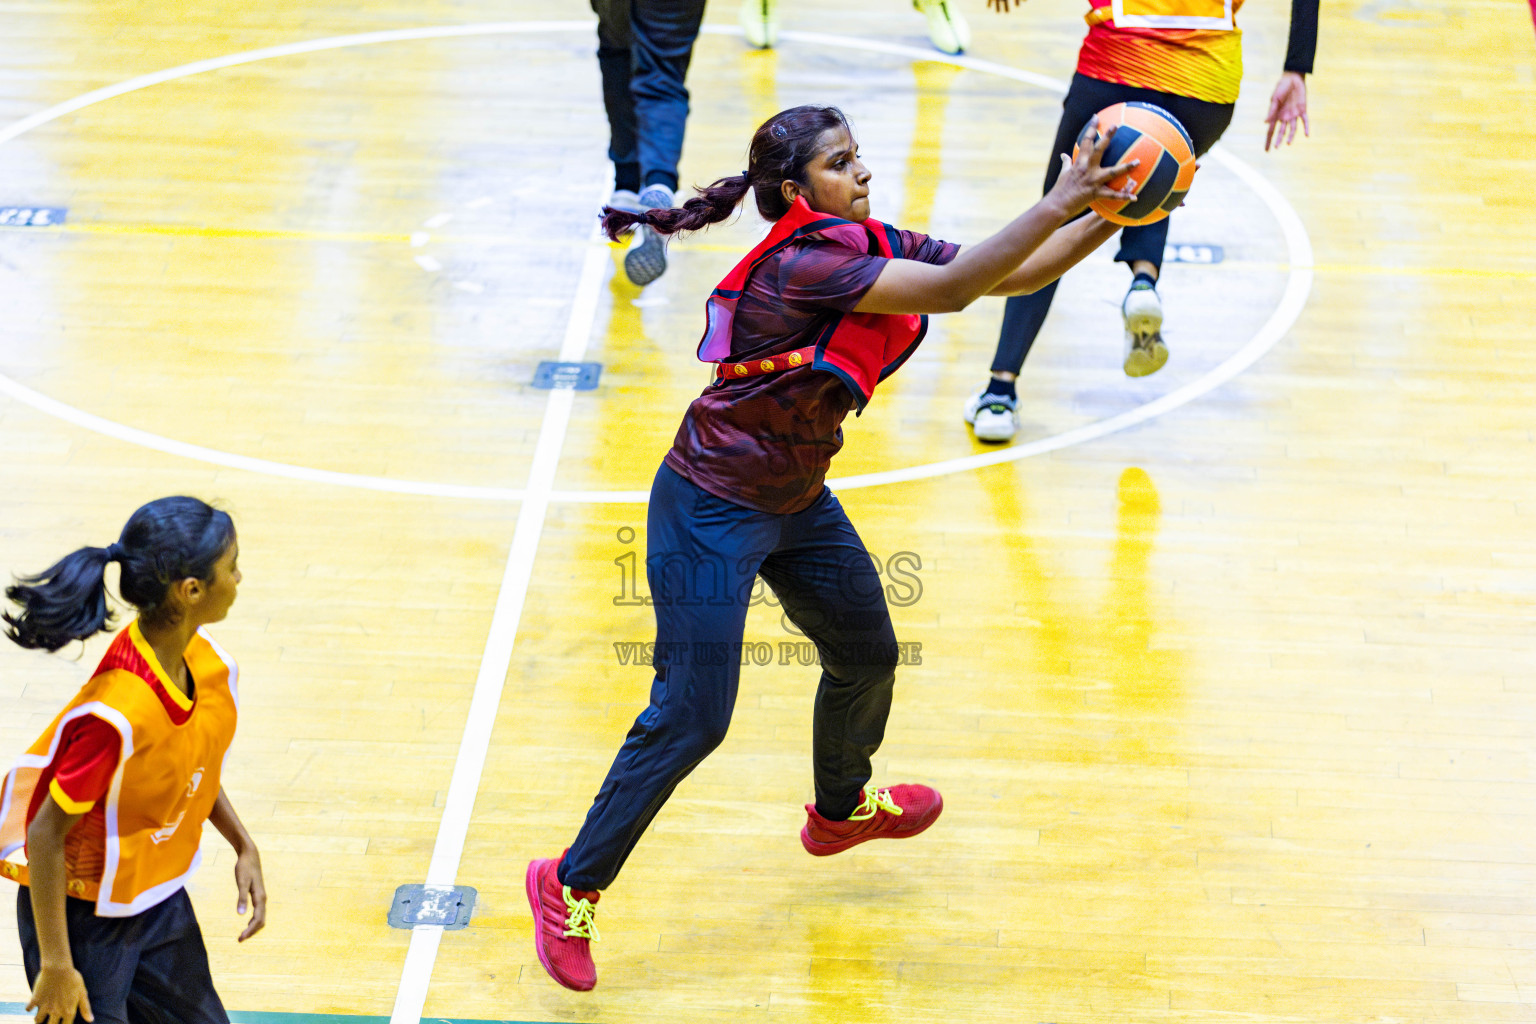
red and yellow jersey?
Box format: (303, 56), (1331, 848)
(0, 621), (238, 917)
(1077, 0), (1246, 105)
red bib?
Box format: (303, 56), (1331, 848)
(698, 196), (928, 413)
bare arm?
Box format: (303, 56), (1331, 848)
(1265, 0), (1316, 151)
(1264, 72), (1309, 151)
(853, 122), (1136, 316)
(26, 796), (94, 1024)
(986, 213), (1121, 296)
(208, 787), (266, 941)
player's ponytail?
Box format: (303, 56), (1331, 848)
(600, 104), (853, 242)
(601, 174), (753, 241)
(4, 496), (235, 652)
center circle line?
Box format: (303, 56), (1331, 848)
(0, 22), (1311, 504)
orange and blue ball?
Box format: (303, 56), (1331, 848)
(1073, 102), (1198, 227)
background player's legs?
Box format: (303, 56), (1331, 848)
(966, 74), (1116, 441)
(1111, 88), (1235, 276)
(1113, 88), (1235, 277)
(969, 75), (1239, 431)
(629, 0), (706, 193)
(559, 464), (771, 893)
(591, 0), (640, 202)
(1112, 88), (1228, 264)
(1110, 88), (1233, 375)
(622, 0), (706, 285)
(757, 489), (899, 821)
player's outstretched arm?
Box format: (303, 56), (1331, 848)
(987, 213), (1120, 296)
(854, 121), (1136, 316)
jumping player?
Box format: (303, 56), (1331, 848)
(964, 0), (1319, 442)
(524, 104), (1140, 991)
(1, 496), (263, 1024)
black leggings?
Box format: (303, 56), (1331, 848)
(991, 73), (1235, 375)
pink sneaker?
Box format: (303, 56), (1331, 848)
(800, 783), (944, 856)
(525, 854), (600, 991)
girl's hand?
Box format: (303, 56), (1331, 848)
(1264, 72), (1309, 151)
(1045, 118), (1139, 219)
(235, 846), (267, 941)
(28, 965), (93, 1024)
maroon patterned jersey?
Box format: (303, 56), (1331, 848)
(662, 228), (958, 514)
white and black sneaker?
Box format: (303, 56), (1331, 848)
(963, 389), (1018, 443)
(1122, 280), (1168, 377)
(624, 184), (674, 287)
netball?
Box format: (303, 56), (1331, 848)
(1074, 101), (1198, 226)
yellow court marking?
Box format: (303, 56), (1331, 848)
(9, 220), (618, 250)
(8, 222), (1535, 284)
(2, 221), (412, 244)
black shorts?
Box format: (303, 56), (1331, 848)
(17, 886), (228, 1024)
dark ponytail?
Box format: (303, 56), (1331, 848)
(4, 496), (235, 652)
(601, 174), (753, 242)
(600, 104), (854, 243)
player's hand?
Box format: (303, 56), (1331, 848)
(988, 0), (1023, 11)
(27, 965), (93, 1024)
(1047, 118), (1138, 218)
(235, 846), (267, 941)
(1264, 71), (1309, 151)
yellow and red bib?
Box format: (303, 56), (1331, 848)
(1079, 0), (1246, 105)
(0, 621), (238, 916)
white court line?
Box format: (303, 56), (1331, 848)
(386, 203), (612, 1024)
(0, 371), (529, 501)
(0, 22), (590, 151)
(0, 23), (1313, 505)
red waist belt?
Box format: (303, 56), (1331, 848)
(713, 346), (817, 381)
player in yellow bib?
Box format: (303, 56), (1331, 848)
(2, 497), (262, 1024)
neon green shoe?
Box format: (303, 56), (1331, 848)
(914, 0), (971, 55)
(739, 0), (778, 49)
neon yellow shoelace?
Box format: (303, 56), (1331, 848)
(561, 886), (600, 942)
(847, 784), (903, 822)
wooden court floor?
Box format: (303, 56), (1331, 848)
(1, 1), (1534, 1022)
